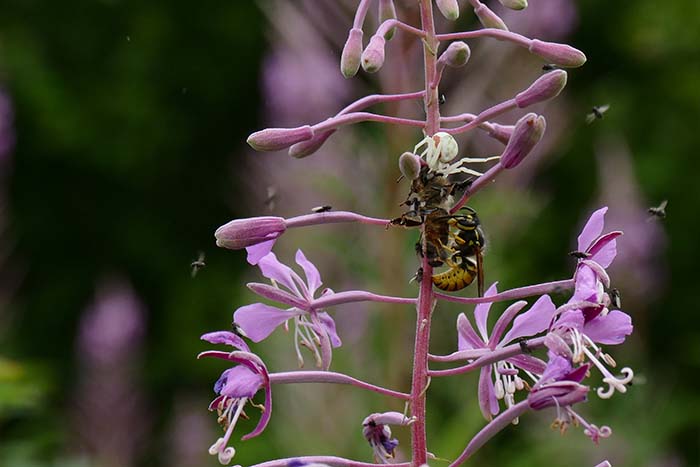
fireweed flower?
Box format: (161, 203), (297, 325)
(528, 353), (612, 443)
(199, 331), (271, 465)
(548, 207), (634, 398)
(362, 411), (415, 463)
(234, 250), (341, 370)
(457, 283), (556, 420)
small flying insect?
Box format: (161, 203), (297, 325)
(264, 186), (277, 211)
(438, 94), (446, 105)
(586, 104), (610, 124)
(569, 250), (592, 259)
(542, 63), (561, 71)
(231, 321), (249, 338)
(609, 287), (622, 310)
(647, 200), (668, 220)
(311, 205), (333, 213)
(190, 251), (206, 277)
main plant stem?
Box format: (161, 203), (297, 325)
(410, 1), (440, 465)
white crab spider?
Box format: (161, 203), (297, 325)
(413, 132), (500, 177)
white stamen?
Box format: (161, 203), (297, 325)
(495, 379), (505, 399)
(209, 438), (224, 455)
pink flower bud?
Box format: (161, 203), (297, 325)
(501, 113), (546, 169)
(487, 123), (514, 145)
(436, 0), (460, 20)
(288, 130), (336, 159)
(474, 4), (508, 31)
(438, 41), (471, 68)
(498, 0), (528, 10)
(361, 35), (386, 73)
(528, 39), (587, 68)
(515, 70), (567, 108)
(214, 216), (286, 250)
(378, 0), (398, 40)
(399, 152), (421, 180)
(341, 28), (364, 78)
(247, 126), (314, 152)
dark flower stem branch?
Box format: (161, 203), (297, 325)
(411, 1), (440, 464)
(269, 371), (410, 400)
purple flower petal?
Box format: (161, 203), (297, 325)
(478, 366), (499, 420)
(246, 239), (276, 265)
(247, 282), (309, 309)
(457, 312), (485, 351)
(501, 295), (556, 345)
(233, 303), (298, 342)
(258, 252), (303, 296)
(536, 354), (572, 387)
(489, 300), (527, 348)
(316, 311), (342, 348)
(220, 365), (264, 398)
(242, 379), (273, 440)
(583, 309), (633, 345)
(577, 207), (608, 252)
(507, 354), (547, 374)
(571, 264), (601, 303)
(201, 331), (250, 352)
(295, 249), (322, 296)
(554, 309), (585, 331)
(588, 232), (621, 268)
(474, 283), (499, 341)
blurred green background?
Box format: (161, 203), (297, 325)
(0, 1), (697, 466)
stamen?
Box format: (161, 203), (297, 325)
(495, 378), (505, 399)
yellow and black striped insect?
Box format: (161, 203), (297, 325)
(428, 207), (485, 296)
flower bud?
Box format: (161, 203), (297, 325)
(487, 123), (514, 145)
(247, 126), (314, 152)
(474, 4), (508, 31)
(361, 35), (386, 73)
(438, 41), (471, 68)
(436, 0), (460, 20)
(500, 113), (545, 169)
(288, 130), (336, 159)
(515, 70), (567, 108)
(341, 28), (364, 78)
(215, 216), (286, 250)
(378, 0), (397, 40)
(528, 39), (587, 68)
(498, 0), (528, 10)
(399, 152), (421, 180)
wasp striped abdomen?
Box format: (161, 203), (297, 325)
(431, 258), (478, 292)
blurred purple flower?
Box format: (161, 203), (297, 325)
(0, 88), (14, 164)
(595, 136), (667, 302)
(457, 283), (554, 420)
(261, 2), (352, 126)
(499, 0), (578, 41)
(73, 277), (149, 467)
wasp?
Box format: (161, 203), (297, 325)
(420, 207), (485, 295)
